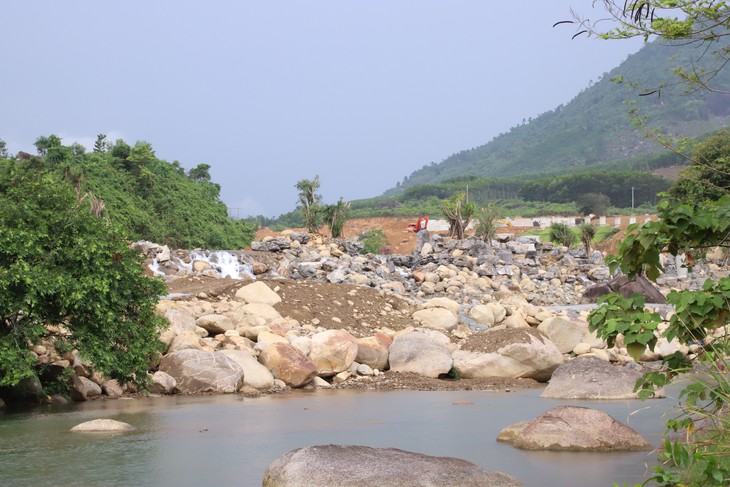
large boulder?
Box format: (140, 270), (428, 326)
(262, 445), (523, 487)
(219, 350), (275, 390)
(388, 330), (453, 378)
(234, 281), (282, 306)
(69, 375), (102, 401)
(355, 333), (391, 371)
(259, 342), (318, 387)
(196, 314), (235, 335)
(309, 330), (359, 377)
(167, 330), (204, 353)
(536, 316), (585, 354)
(498, 406), (652, 451)
(149, 370), (177, 394)
(452, 328), (563, 382)
(581, 275), (666, 304)
(158, 349), (244, 394)
(242, 303), (283, 323)
(411, 308), (458, 331)
(541, 356), (663, 399)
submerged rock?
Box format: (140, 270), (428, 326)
(70, 419), (135, 432)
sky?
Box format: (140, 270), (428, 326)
(1, 1), (644, 218)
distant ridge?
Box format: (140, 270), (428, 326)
(389, 37), (730, 193)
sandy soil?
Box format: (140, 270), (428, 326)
(165, 275), (542, 392)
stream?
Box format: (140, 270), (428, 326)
(0, 388), (677, 487)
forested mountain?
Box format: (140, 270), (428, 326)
(391, 37), (730, 191)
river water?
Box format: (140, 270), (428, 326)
(0, 389), (676, 487)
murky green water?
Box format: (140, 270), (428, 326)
(0, 389), (675, 487)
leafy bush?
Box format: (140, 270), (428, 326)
(358, 229), (388, 255)
(474, 203), (500, 243)
(0, 162), (167, 390)
(588, 195), (730, 486)
(548, 222), (576, 247)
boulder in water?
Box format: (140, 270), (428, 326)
(262, 444), (523, 487)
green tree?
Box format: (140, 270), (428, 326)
(568, 3), (730, 484)
(0, 162), (166, 391)
(441, 191), (475, 239)
(188, 163), (212, 182)
(34, 134), (62, 156)
(671, 130), (730, 204)
(576, 192), (611, 216)
(296, 176), (322, 233)
(578, 222), (597, 255)
(323, 197), (350, 238)
(474, 203), (500, 244)
(110, 138), (131, 160)
(93, 134), (108, 154)
(0, 139), (8, 159)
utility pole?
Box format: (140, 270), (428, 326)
(631, 186), (634, 210)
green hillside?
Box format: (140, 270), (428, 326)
(0, 135), (254, 249)
(392, 37), (730, 191)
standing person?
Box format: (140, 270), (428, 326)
(415, 215), (429, 253)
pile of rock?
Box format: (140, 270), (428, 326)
(14, 230), (726, 402)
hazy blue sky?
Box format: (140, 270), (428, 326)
(1, 1), (643, 217)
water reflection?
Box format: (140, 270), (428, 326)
(0, 389), (674, 487)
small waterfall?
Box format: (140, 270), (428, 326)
(149, 250), (255, 280)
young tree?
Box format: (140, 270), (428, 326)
(93, 134), (108, 154)
(578, 222), (597, 255)
(474, 203), (500, 244)
(0, 162), (166, 392)
(295, 176), (322, 233)
(441, 191), (475, 239)
(323, 197), (350, 238)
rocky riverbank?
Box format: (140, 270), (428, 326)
(7, 228), (728, 405)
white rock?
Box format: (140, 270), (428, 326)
(234, 281), (282, 305)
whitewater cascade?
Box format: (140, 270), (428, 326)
(149, 250), (255, 280)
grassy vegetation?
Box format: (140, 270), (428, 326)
(523, 223), (619, 248)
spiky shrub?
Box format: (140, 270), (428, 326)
(549, 222), (576, 248)
(474, 203), (500, 244)
(324, 197), (350, 238)
(579, 222), (597, 255)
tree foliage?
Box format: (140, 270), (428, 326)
(295, 176), (322, 233)
(441, 191), (475, 239)
(15, 135), (254, 249)
(473, 203), (500, 244)
(548, 222), (576, 248)
(671, 130), (730, 204)
(323, 197), (350, 238)
(578, 222), (597, 254)
(0, 162), (167, 390)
